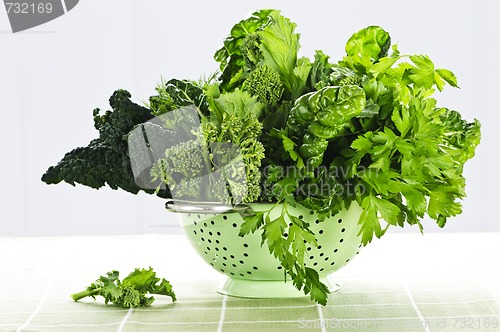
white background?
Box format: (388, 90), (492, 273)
(0, 0), (498, 236)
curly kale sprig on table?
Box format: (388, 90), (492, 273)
(71, 268), (176, 308)
(42, 9), (480, 305)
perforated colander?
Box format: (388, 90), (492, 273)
(168, 200), (363, 298)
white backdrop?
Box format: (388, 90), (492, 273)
(1, 0), (498, 236)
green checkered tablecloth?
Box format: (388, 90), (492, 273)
(1, 234), (499, 331)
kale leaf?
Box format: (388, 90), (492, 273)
(41, 90), (169, 196)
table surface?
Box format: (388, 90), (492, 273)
(1, 232), (499, 332)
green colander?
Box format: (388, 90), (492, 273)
(167, 200), (363, 298)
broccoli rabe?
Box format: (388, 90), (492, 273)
(71, 268), (176, 308)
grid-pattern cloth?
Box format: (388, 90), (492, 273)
(1, 234), (499, 332)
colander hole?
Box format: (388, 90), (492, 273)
(289, 223), (293, 227)
(217, 232), (221, 236)
(197, 215), (201, 219)
(210, 220), (215, 225)
(340, 239), (344, 243)
(204, 222), (207, 227)
(223, 216), (228, 220)
(239, 260), (244, 264)
(223, 247), (227, 251)
(283, 233), (288, 237)
(232, 223), (237, 228)
(338, 218), (342, 223)
(299, 215), (304, 219)
(313, 262), (318, 266)
(277, 266), (283, 270)
(324, 257), (329, 261)
(243, 253), (248, 257)
(200, 229), (204, 233)
(309, 210), (314, 215)
(303, 240), (307, 244)
(253, 266), (258, 270)
(201, 237), (205, 242)
(331, 261), (335, 266)
(223, 263), (227, 267)
(209, 231), (213, 236)
(230, 255), (235, 259)
(320, 268), (324, 272)
(315, 219), (320, 224)
(230, 272), (234, 275)
(341, 228), (345, 232)
(334, 249), (338, 253)
(215, 240), (220, 244)
(243, 243), (248, 247)
(320, 253), (324, 257)
(356, 251), (360, 255)
(307, 247), (312, 251)
(317, 245), (322, 249)
(240, 273), (244, 277)
(223, 256), (227, 260)
(309, 256), (314, 260)
(247, 271), (252, 275)
(208, 239), (212, 243)
(194, 221), (197, 225)
(346, 259), (350, 263)
(210, 263), (214, 266)
(193, 230), (197, 235)
(220, 269), (224, 272)
(319, 230), (324, 234)
(206, 247), (211, 251)
(215, 248), (219, 251)
(232, 264), (237, 267)
(204, 251), (208, 255)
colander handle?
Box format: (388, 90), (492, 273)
(165, 199), (250, 214)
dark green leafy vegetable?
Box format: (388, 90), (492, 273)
(43, 10), (481, 307)
(71, 268), (176, 308)
(286, 85), (366, 168)
(214, 9), (273, 91)
(215, 9), (310, 101)
(41, 90), (165, 196)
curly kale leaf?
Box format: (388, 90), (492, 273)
(42, 90), (167, 196)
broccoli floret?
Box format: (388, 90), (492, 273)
(243, 65), (284, 106)
(120, 287), (142, 308)
(150, 138), (210, 200)
(338, 75), (362, 87)
(204, 112), (265, 203)
(241, 33), (263, 69)
(163, 140), (206, 179)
